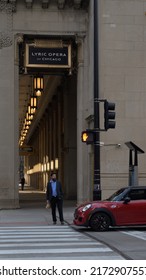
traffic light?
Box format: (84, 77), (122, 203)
(104, 100), (116, 130)
(81, 130), (94, 144)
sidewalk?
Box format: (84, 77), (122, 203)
(0, 190), (77, 227)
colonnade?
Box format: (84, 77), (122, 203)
(25, 76), (77, 199)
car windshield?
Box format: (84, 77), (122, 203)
(106, 188), (128, 201)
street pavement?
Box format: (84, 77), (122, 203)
(0, 189), (75, 227)
(0, 189), (124, 259)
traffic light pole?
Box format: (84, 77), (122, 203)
(81, 1), (116, 199)
(93, 0), (101, 200)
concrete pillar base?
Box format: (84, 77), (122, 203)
(0, 199), (20, 209)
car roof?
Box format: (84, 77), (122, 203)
(126, 186), (146, 189)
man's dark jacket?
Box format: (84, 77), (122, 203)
(46, 180), (63, 201)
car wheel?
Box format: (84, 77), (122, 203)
(90, 212), (111, 231)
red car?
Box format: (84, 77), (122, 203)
(73, 186), (146, 231)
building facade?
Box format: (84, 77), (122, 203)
(0, 0), (146, 209)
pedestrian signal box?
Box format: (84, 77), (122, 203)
(81, 130), (94, 144)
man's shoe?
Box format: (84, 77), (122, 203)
(53, 221), (56, 225)
(61, 221), (64, 225)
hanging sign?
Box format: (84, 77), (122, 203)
(25, 43), (71, 69)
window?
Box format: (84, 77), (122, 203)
(128, 189), (146, 200)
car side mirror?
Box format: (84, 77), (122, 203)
(123, 197), (130, 204)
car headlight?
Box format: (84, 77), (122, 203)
(82, 204), (92, 212)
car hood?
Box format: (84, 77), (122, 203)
(91, 200), (112, 208)
(76, 200), (113, 211)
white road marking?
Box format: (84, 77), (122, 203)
(121, 230), (146, 241)
(0, 225), (123, 259)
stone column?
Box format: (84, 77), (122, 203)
(49, 105), (53, 172)
(57, 88), (62, 181)
(0, 27), (20, 207)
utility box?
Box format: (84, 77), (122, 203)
(125, 141), (144, 186)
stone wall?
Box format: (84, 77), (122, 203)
(99, 0), (146, 198)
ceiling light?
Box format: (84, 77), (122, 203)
(34, 76), (44, 97)
(30, 96), (37, 108)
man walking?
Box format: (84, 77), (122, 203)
(46, 172), (64, 225)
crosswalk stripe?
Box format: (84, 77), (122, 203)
(0, 241), (100, 247)
(0, 237), (91, 242)
(0, 233), (81, 238)
(0, 248), (112, 254)
(0, 226), (72, 231)
(0, 226), (70, 229)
